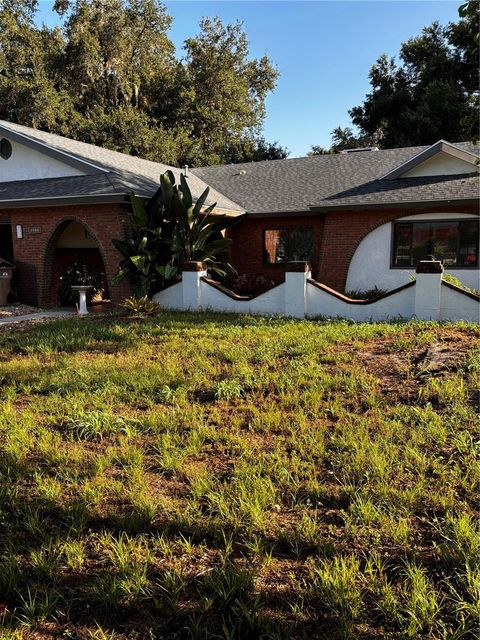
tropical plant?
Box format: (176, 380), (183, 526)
(346, 285), (389, 301)
(163, 173), (234, 278)
(112, 171), (235, 297)
(120, 296), (161, 317)
(112, 182), (175, 297)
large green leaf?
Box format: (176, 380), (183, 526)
(130, 194), (148, 229)
(180, 173), (193, 210)
(112, 238), (136, 258)
(192, 186), (211, 216)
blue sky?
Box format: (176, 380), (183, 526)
(36, 1), (461, 157)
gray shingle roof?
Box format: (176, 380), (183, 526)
(0, 174), (119, 202)
(0, 120), (244, 212)
(0, 119), (478, 215)
(313, 173), (480, 210)
(192, 143), (479, 213)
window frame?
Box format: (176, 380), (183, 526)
(263, 226), (314, 266)
(390, 218), (479, 270)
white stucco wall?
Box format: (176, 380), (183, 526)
(153, 269), (478, 323)
(402, 152), (477, 177)
(0, 138), (85, 182)
(152, 281), (183, 309)
(440, 284), (480, 322)
(306, 282), (415, 321)
(201, 279), (286, 315)
(346, 213), (480, 293)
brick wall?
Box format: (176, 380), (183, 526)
(0, 203), (132, 306)
(317, 203), (480, 291)
(2, 200), (477, 306)
(228, 215), (326, 283)
(228, 204), (479, 292)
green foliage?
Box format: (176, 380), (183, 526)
(0, 2), (281, 165)
(442, 273), (480, 296)
(58, 261), (104, 306)
(120, 296), (161, 317)
(113, 171), (234, 295)
(346, 285), (389, 301)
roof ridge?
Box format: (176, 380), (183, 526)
(192, 141), (479, 173)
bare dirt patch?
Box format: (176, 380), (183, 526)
(0, 303), (45, 318)
(353, 327), (479, 402)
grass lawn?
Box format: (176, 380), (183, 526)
(0, 312), (478, 639)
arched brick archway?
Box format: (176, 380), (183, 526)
(8, 203), (133, 307)
(39, 216), (110, 307)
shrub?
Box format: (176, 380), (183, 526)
(121, 296), (161, 317)
(346, 285), (388, 300)
(442, 273), (480, 296)
(229, 273), (275, 296)
(58, 261), (103, 306)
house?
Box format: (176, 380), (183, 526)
(0, 119), (478, 307)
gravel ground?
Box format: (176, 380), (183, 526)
(0, 304), (45, 318)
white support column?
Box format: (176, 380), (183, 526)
(182, 261), (206, 311)
(285, 261), (310, 318)
(414, 260), (444, 320)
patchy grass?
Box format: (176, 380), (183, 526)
(0, 311), (478, 639)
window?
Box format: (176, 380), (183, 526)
(0, 138), (12, 160)
(264, 227), (314, 264)
(392, 219), (479, 268)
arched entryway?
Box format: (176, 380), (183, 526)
(40, 218), (110, 307)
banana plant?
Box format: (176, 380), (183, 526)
(112, 171), (236, 296)
(168, 173), (234, 277)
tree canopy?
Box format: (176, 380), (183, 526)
(0, 0), (287, 165)
(310, 3), (479, 154)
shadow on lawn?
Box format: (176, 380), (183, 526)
(0, 471), (308, 639)
(0, 311), (296, 356)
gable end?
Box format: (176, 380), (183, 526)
(381, 141), (479, 180)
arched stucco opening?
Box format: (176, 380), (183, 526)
(40, 218), (110, 307)
(345, 212), (480, 294)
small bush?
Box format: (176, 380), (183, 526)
(346, 285), (388, 300)
(442, 273), (480, 296)
(228, 273), (275, 296)
(121, 296), (161, 316)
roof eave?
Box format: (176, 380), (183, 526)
(0, 192), (246, 216)
(0, 193), (131, 209)
(309, 197), (480, 213)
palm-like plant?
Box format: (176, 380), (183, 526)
(166, 173), (233, 278)
(112, 171), (235, 296)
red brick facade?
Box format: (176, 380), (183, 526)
(228, 215), (325, 284)
(229, 203), (479, 292)
(0, 203), (132, 306)
(1, 201), (477, 306)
